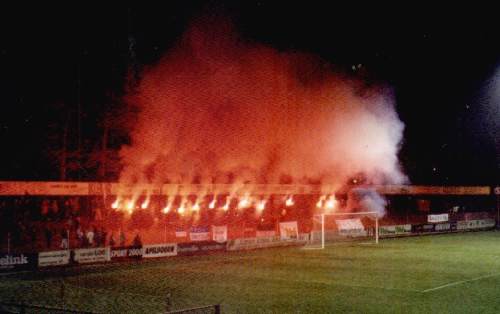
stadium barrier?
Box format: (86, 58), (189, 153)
(0, 218), (497, 273)
(227, 234), (308, 251)
(379, 218), (495, 238)
(378, 224), (412, 237)
(434, 222), (454, 232)
(166, 304), (221, 314)
(412, 222), (458, 233)
(142, 243), (177, 258)
(39, 250), (70, 267)
(177, 241), (226, 256)
(310, 229), (369, 243)
(74, 247), (110, 264)
(110, 246), (143, 261)
(457, 218), (495, 230)
(0, 253), (38, 272)
(0, 301), (97, 314)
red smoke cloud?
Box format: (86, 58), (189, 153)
(119, 17), (406, 190)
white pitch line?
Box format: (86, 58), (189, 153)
(301, 246), (324, 250)
(422, 273), (500, 293)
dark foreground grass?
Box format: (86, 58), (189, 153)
(2, 231), (500, 313)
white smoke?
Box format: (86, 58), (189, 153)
(348, 187), (388, 217)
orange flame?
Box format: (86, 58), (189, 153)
(209, 198), (216, 209)
(178, 199), (186, 215)
(325, 195), (337, 211)
(238, 196), (251, 209)
(316, 195), (326, 209)
(162, 205), (171, 214)
(285, 196), (294, 207)
(178, 205), (185, 215)
(316, 199), (322, 208)
(222, 197), (230, 211)
(256, 200), (266, 211)
(111, 198), (120, 209)
(192, 202), (200, 212)
(126, 200), (135, 212)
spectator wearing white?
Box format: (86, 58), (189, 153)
(86, 229), (94, 247)
(61, 236), (68, 249)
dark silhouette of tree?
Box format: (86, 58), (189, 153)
(44, 102), (82, 181)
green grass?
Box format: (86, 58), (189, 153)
(2, 231), (500, 313)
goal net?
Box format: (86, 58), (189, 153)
(309, 211), (379, 248)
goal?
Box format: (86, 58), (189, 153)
(309, 211), (379, 249)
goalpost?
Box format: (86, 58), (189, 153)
(310, 211), (379, 249)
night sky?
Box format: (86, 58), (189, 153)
(0, 3), (498, 185)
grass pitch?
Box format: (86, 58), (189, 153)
(2, 231), (500, 313)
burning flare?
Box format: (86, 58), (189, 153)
(256, 200), (266, 212)
(209, 198), (216, 209)
(325, 195), (337, 211)
(238, 196), (251, 209)
(178, 204), (186, 215)
(316, 196), (326, 209)
(141, 198), (150, 209)
(221, 196), (230, 211)
(126, 200), (135, 213)
(111, 198), (120, 209)
(162, 204), (171, 214)
(192, 202), (200, 212)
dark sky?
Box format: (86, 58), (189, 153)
(0, 3), (498, 185)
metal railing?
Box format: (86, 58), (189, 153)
(0, 302), (96, 314)
(166, 304), (221, 314)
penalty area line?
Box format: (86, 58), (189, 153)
(301, 241), (378, 250)
(422, 273), (500, 293)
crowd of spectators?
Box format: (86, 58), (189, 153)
(0, 196), (118, 253)
(0, 194), (315, 252)
(1, 193), (495, 253)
